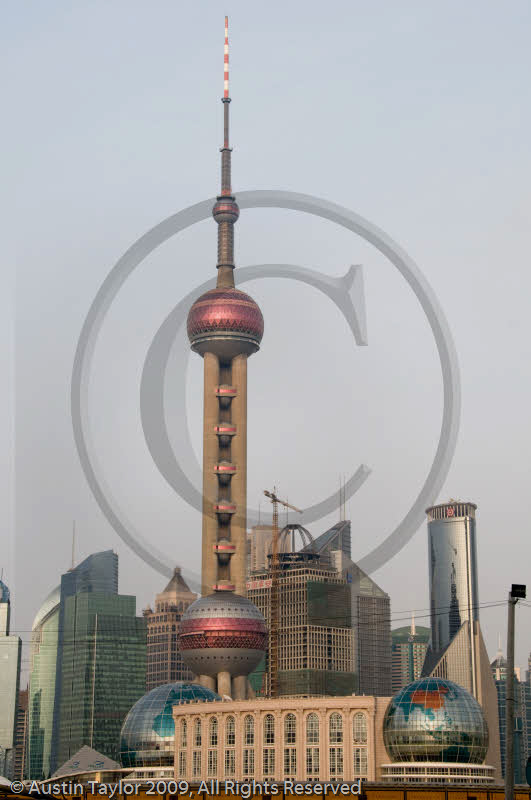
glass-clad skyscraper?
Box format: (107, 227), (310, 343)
(56, 591), (146, 766)
(28, 585), (60, 779)
(27, 551), (146, 778)
(426, 501), (479, 664)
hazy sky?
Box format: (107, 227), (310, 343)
(3, 0), (531, 681)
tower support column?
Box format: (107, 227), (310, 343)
(233, 674), (247, 700)
(202, 352), (220, 597)
(217, 670), (231, 698)
(230, 354), (248, 596)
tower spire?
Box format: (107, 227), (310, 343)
(214, 16), (240, 289)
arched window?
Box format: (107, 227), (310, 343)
(193, 718), (201, 748)
(264, 714), (275, 744)
(306, 714), (320, 778)
(226, 715), (235, 746)
(180, 719), (187, 748)
(306, 713), (319, 744)
(283, 713), (297, 776)
(329, 712), (343, 744)
(353, 713), (367, 744)
(352, 712), (368, 777)
(209, 717), (218, 747)
(244, 715), (255, 746)
(284, 714), (296, 745)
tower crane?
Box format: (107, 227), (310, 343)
(263, 489), (302, 697)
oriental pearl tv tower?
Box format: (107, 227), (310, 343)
(178, 18), (267, 700)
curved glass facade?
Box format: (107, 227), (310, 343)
(427, 506), (478, 656)
(119, 682), (219, 768)
(383, 677), (488, 764)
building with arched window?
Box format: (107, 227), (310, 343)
(173, 696), (389, 783)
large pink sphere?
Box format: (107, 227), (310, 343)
(178, 593), (267, 678)
(187, 287), (264, 360)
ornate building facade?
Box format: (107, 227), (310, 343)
(144, 568), (197, 690)
(173, 695), (389, 784)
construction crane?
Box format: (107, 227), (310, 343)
(263, 488), (302, 697)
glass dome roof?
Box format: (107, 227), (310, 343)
(119, 682), (219, 768)
(383, 677), (489, 764)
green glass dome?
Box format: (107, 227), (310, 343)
(383, 677), (488, 764)
(119, 682), (219, 768)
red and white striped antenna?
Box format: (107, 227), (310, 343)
(224, 16), (229, 99)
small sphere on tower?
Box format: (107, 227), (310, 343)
(212, 196), (240, 224)
(178, 592), (267, 678)
(187, 287), (264, 360)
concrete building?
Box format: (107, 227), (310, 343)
(247, 525), (273, 575)
(178, 18), (267, 701)
(391, 618), (430, 694)
(0, 579), (22, 780)
(421, 500), (501, 780)
(143, 568), (197, 691)
(247, 550), (356, 697)
(13, 689), (28, 781)
(173, 695), (389, 783)
(28, 585), (60, 779)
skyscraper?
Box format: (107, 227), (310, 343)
(422, 500), (501, 779)
(0, 579), (22, 780)
(28, 585), (60, 779)
(144, 567), (197, 690)
(26, 551), (147, 777)
(178, 18), (267, 701)
(55, 590), (146, 766)
(50, 550), (120, 772)
(391, 617), (429, 694)
(247, 548), (356, 697)
(307, 520), (392, 697)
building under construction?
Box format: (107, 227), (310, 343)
(247, 523), (356, 697)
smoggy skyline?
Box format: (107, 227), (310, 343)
(3, 0), (531, 680)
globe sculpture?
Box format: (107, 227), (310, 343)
(119, 682), (219, 768)
(383, 677), (489, 764)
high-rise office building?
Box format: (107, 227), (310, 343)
(0, 579), (22, 780)
(50, 550), (120, 772)
(422, 500), (501, 779)
(144, 567), (196, 690)
(306, 520), (392, 697)
(247, 549), (355, 697)
(391, 618), (430, 694)
(178, 18), (267, 701)
(491, 646), (531, 782)
(348, 561), (392, 697)
(56, 590), (146, 766)
(27, 550), (146, 777)
(13, 689), (28, 781)
(28, 585), (60, 779)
